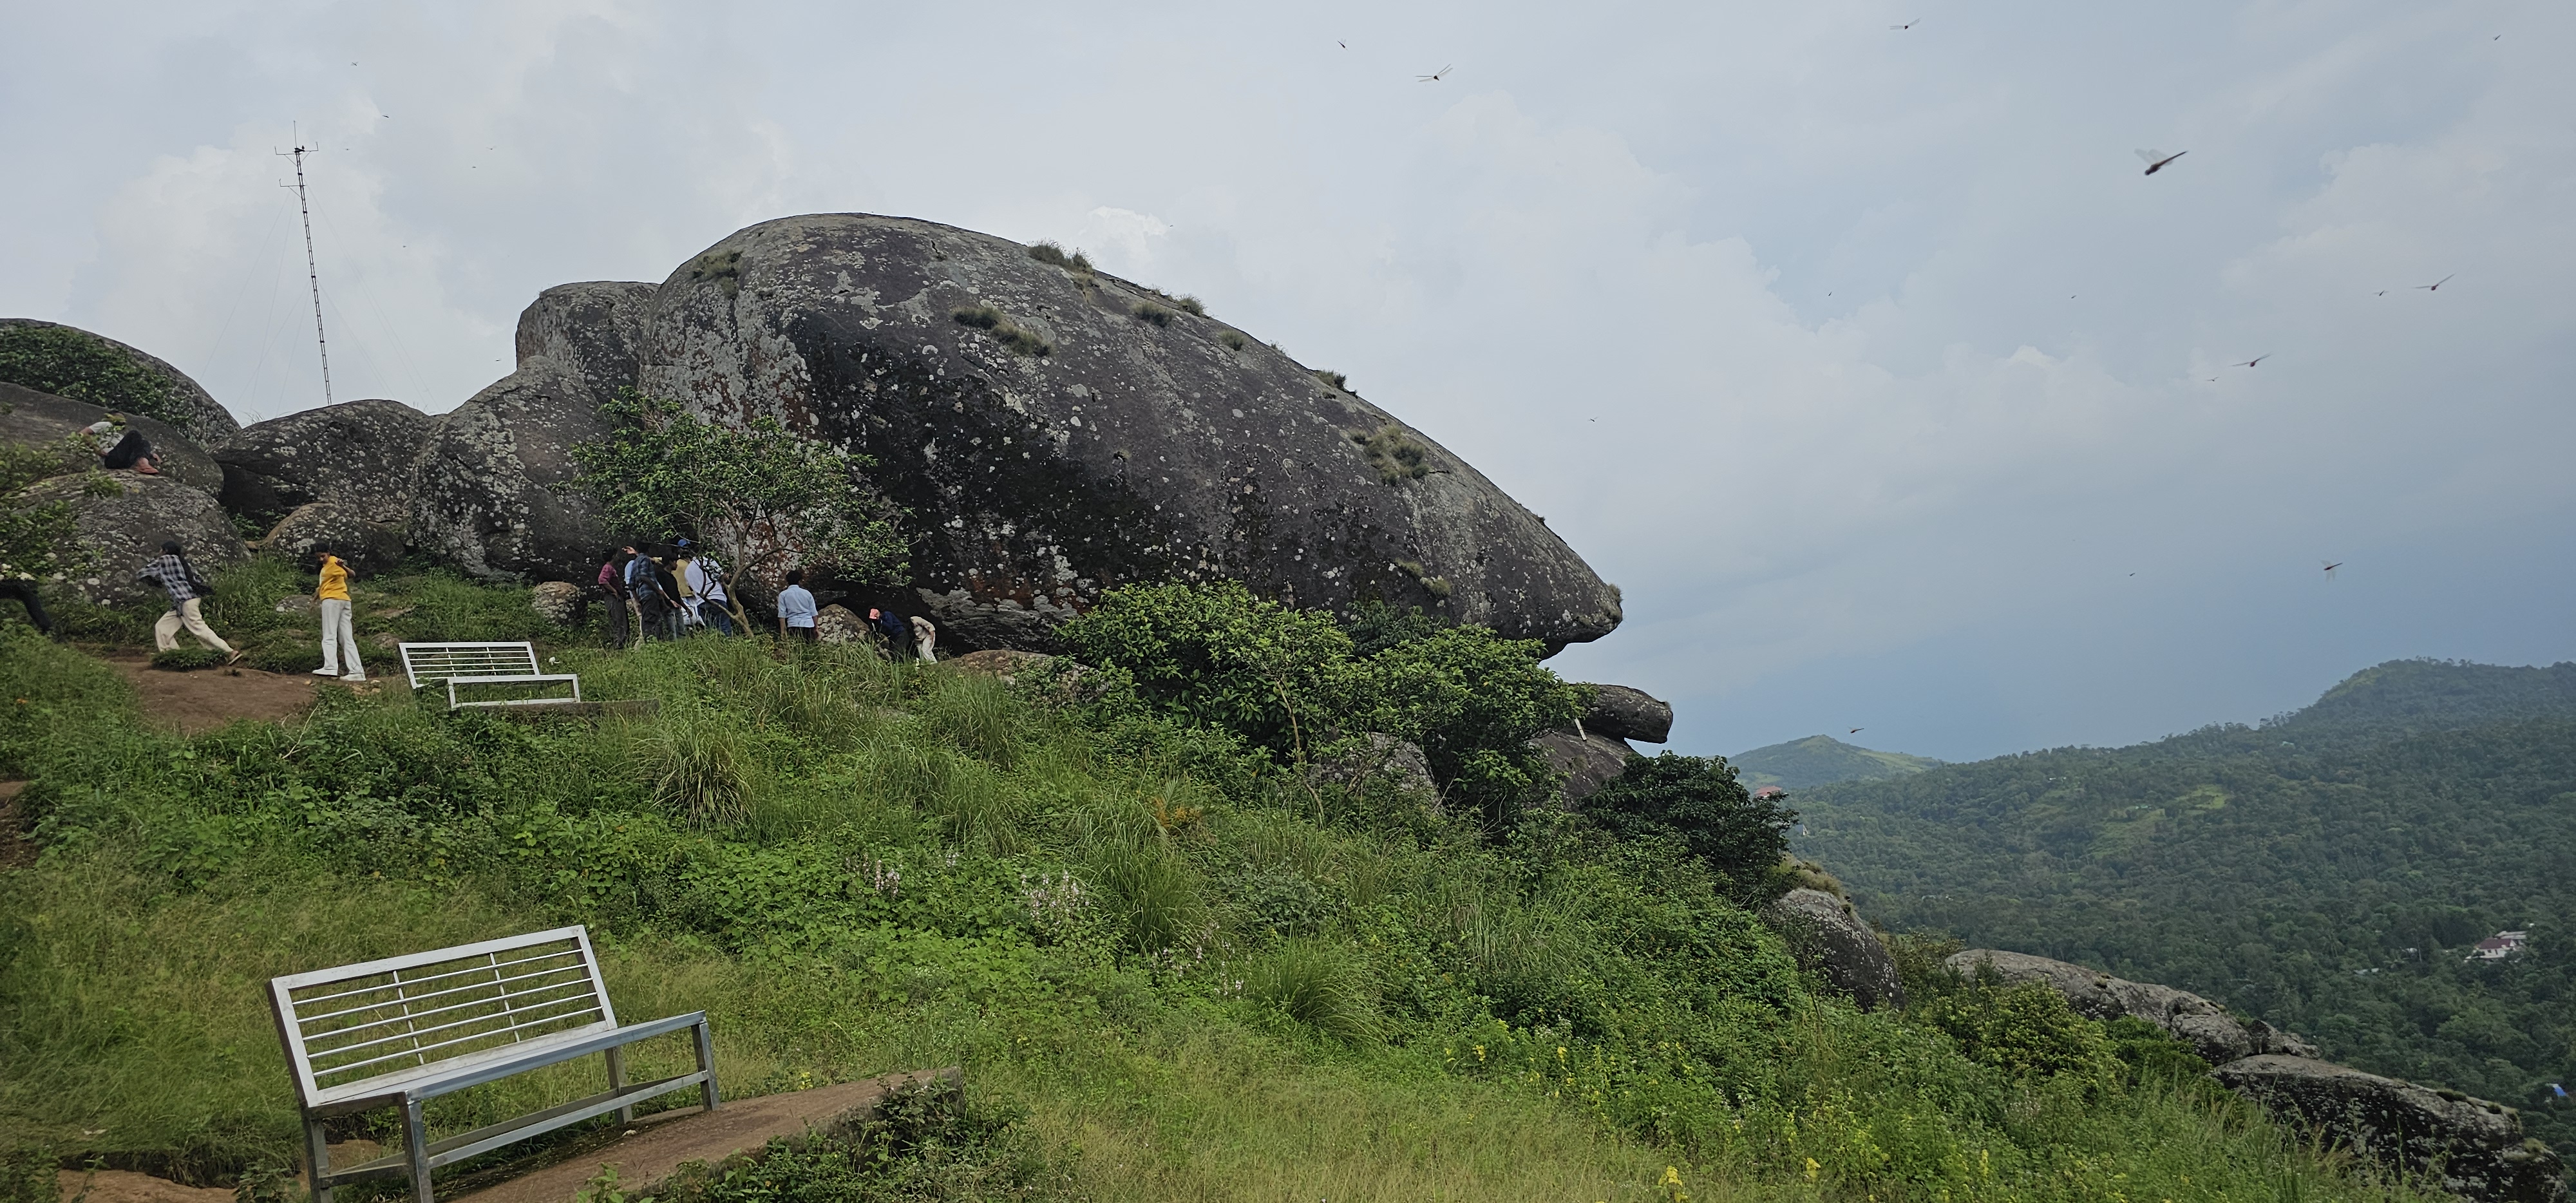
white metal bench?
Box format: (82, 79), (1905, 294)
(398, 641), (582, 709)
(268, 925), (718, 1203)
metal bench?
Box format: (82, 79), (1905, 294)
(398, 641), (582, 709)
(268, 925), (719, 1203)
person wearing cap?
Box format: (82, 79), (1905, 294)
(311, 547), (366, 681)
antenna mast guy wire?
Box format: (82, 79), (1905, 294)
(278, 127), (334, 406)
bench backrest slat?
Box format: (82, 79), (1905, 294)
(399, 642), (544, 690)
(269, 926), (620, 1104)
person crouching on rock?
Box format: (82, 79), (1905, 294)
(312, 547), (366, 682)
(909, 614), (937, 663)
(136, 540), (238, 663)
(83, 414), (161, 475)
(776, 570), (817, 641)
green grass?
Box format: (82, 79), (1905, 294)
(0, 568), (2450, 1203)
(1127, 302), (1173, 328)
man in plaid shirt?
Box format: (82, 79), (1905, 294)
(136, 540), (239, 662)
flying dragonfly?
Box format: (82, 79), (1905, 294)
(2414, 274), (2455, 292)
(1417, 64), (1452, 82)
(2322, 560), (2343, 580)
(2136, 148), (2188, 176)
(2233, 354), (2269, 368)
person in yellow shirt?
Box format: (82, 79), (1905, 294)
(312, 548), (366, 682)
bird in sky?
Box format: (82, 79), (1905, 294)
(2415, 274), (2455, 292)
(2136, 149), (2188, 175)
(2233, 355), (2269, 368)
(1891, 19), (1919, 30)
(1417, 64), (1452, 82)
(2322, 560), (2343, 580)
(1849, 728), (1865, 734)
(1337, 40), (1347, 48)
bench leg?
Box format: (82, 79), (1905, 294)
(692, 1019), (721, 1112)
(402, 1097), (434, 1203)
(606, 1046), (634, 1124)
(302, 1115), (334, 1203)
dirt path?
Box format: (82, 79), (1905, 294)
(102, 656), (365, 735)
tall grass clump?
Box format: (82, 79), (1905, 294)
(1027, 241), (1093, 273)
(1245, 939), (1378, 1043)
(652, 714), (756, 828)
(1128, 301), (1174, 328)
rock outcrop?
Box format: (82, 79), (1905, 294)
(1304, 732), (1440, 803)
(262, 502), (406, 573)
(2213, 1056), (2565, 1203)
(406, 361), (612, 581)
(603, 213), (1618, 652)
(0, 319), (238, 438)
(813, 604), (867, 645)
(1530, 726), (1634, 804)
(213, 399), (435, 528)
(0, 381), (225, 495)
(1946, 949), (2318, 1065)
(1581, 683), (1672, 743)
(23, 472), (247, 603)
(1763, 888), (1905, 1010)
(529, 581), (585, 625)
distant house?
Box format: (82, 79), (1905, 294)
(1753, 786), (1787, 801)
(2467, 931), (2529, 961)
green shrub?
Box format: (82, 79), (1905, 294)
(0, 1142), (55, 1203)
(1175, 295), (1206, 317)
(656, 1081), (1069, 1203)
(1246, 938), (1378, 1043)
(1582, 753), (1794, 905)
(1027, 241), (1093, 273)
(1128, 301), (1174, 328)
(1312, 368), (1351, 393)
(78, 473), (122, 498)
(1218, 330), (1248, 352)
(1346, 626), (1582, 829)
(950, 307), (1051, 357)
(1342, 601), (1450, 657)
(0, 325), (185, 429)
(149, 647), (224, 672)
(1921, 980), (2121, 1089)
(1057, 580), (1349, 760)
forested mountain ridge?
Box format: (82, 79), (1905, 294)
(1794, 659), (2576, 1146)
(1732, 734), (1942, 790)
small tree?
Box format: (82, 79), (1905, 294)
(0, 443), (88, 589)
(1584, 753), (1796, 906)
(571, 391), (907, 621)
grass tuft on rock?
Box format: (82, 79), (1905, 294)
(1128, 302), (1174, 328)
(951, 307), (1053, 357)
(1347, 424), (1430, 484)
(1027, 242), (1094, 273)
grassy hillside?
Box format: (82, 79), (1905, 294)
(1795, 659), (2576, 1148)
(1734, 735), (1944, 790)
(0, 569), (2448, 1202)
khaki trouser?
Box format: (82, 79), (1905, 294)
(154, 597), (234, 655)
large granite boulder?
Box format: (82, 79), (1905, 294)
(1946, 949), (2318, 1065)
(261, 502), (406, 574)
(609, 213), (1619, 653)
(1530, 727), (1633, 805)
(21, 473), (247, 603)
(0, 381), (224, 495)
(0, 319), (238, 438)
(406, 361), (612, 582)
(516, 281), (658, 403)
(1763, 887), (1904, 1010)
(213, 399), (435, 528)
(2213, 1056), (2565, 1203)
(1582, 683), (1672, 743)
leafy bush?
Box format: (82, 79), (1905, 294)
(0, 324), (184, 429)
(1058, 580), (1349, 760)
(1341, 601), (1450, 658)
(1920, 980), (2121, 1091)
(1582, 753), (1795, 905)
(1345, 627), (1580, 828)
(656, 1081), (1070, 1203)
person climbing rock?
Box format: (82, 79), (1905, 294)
(82, 414), (160, 475)
(871, 606), (908, 649)
(136, 540), (236, 662)
(910, 613), (938, 663)
(311, 547), (366, 681)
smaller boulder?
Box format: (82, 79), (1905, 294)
(213, 399), (435, 527)
(0, 381), (225, 495)
(21, 472), (246, 604)
(813, 604), (867, 645)
(530, 581), (585, 626)
(2213, 1056), (2566, 1203)
(1946, 949), (2317, 1064)
(1530, 726), (1633, 805)
(262, 502), (406, 574)
(1305, 732), (1440, 802)
(1582, 683), (1673, 744)
(1763, 887), (1906, 1010)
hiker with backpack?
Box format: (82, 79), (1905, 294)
(676, 539), (736, 635)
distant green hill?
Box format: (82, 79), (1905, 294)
(1794, 658), (2576, 1146)
(1732, 734), (1943, 790)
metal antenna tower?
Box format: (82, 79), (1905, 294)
(278, 128), (334, 406)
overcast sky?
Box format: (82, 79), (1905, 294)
(5, 0), (2571, 761)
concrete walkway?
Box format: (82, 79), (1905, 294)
(451, 1067), (961, 1203)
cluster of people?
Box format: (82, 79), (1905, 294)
(131, 540), (368, 679)
(592, 544), (936, 661)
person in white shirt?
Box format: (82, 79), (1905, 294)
(677, 538), (735, 634)
(775, 569), (817, 641)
